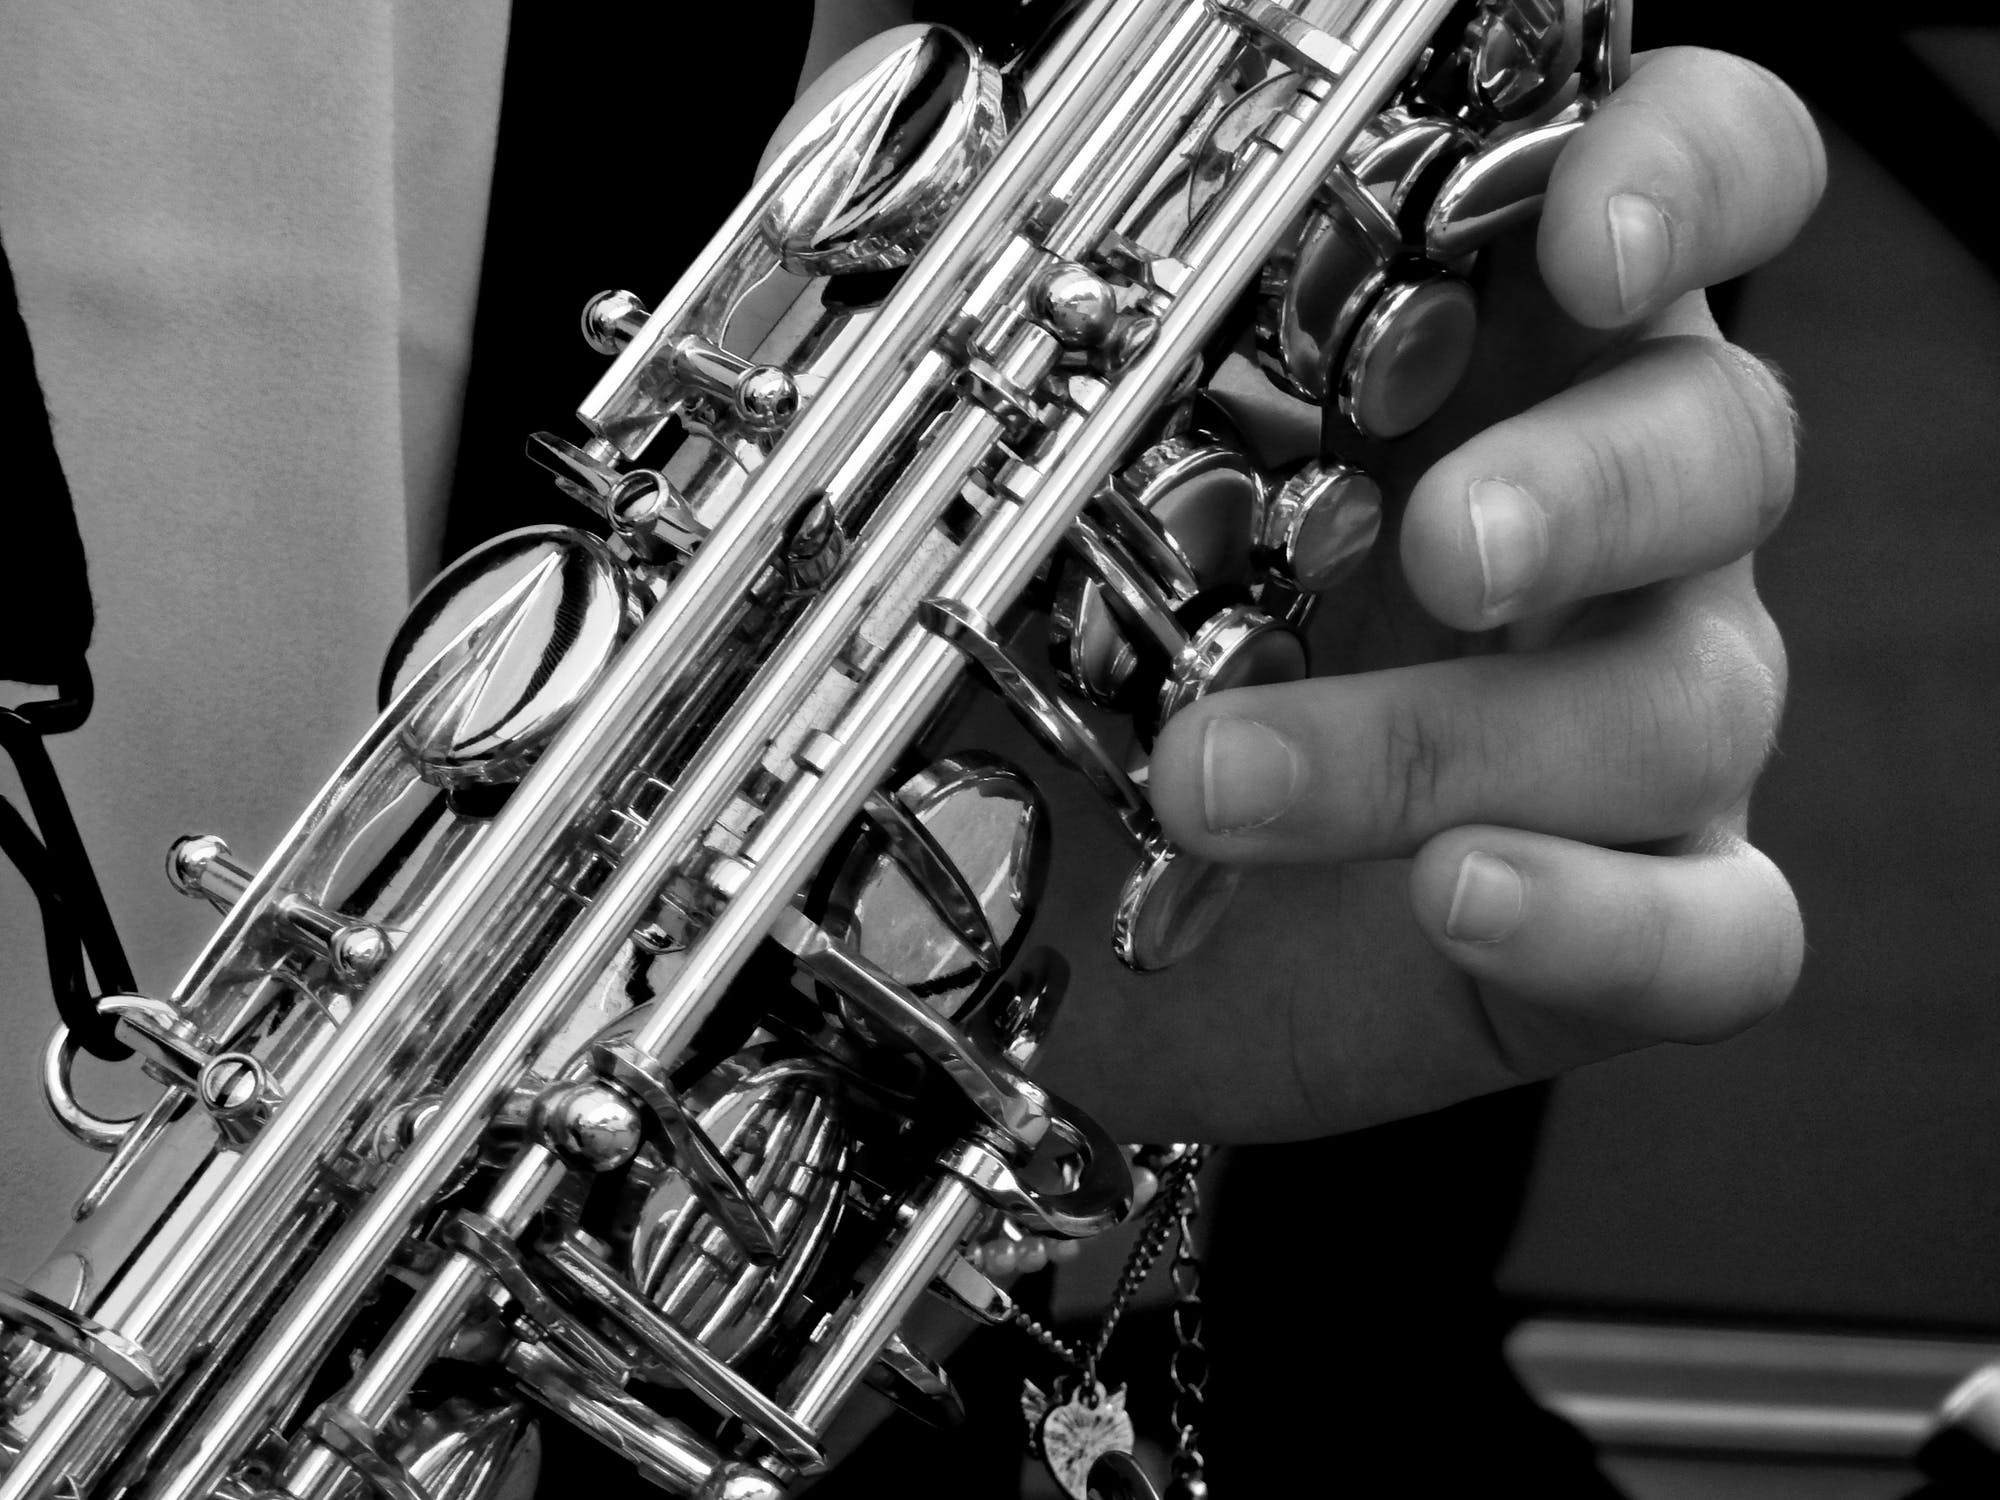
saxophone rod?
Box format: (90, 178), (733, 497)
(302, 12), (1459, 1489)
(108, 12), (1176, 1500)
(624, 0), (1460, 1089)
(599, 9), (1456, 1442)
(284, 12), (1249, 1494)
(275, 366), (1012, 1500)
(391, 0), (1452, 1467)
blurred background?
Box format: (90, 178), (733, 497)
(1497, 13), (2000, 1496)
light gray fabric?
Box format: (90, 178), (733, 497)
(0, 1), (508, 1261)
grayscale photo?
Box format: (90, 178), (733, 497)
(0, 2), (1992, 1496)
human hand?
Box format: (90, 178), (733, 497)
(1038, 45), (1823, 1142)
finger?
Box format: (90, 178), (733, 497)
(1408, 823), (1803, 1046)
(1400, 334), (1798, 630)
(1538, 47), (1827, 328)
(1148, 584), (1783, 862)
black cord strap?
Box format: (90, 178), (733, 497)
(1, 671), (134, 1061)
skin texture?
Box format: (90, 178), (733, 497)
(798, 8), (1824, 1142)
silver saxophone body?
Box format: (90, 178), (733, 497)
(0, 2), (1617, 1495)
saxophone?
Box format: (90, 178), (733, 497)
(0, 2), (1618, 1495)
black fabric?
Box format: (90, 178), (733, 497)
(1204, 1087), (1626, 1496)
(437, 2), (814, 570)
(1645, 6), (2000, 289)
(0, 233), (94, 688)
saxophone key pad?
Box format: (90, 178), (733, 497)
(1156, 603), (1307, 727)
(1052, 439), (1263, 708)
(380, 527), (638, 788)
(1258, 459), (1383, 593)
(1114, 843), (1242, 974)
(1338, 268), (1479, 439)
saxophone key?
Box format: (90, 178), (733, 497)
(758, 25), (1009, 276)
(1032, 261), (1121, 350)
(1052, 437), (1264, 709)
(915, 595), (1240, 970)
(864, 1335), (966, 1429)
(828, 755), (1050, 1012)
(272, 893), (392, 986)
(1255, 458), (1383, 595)
(581, 288), (650, 356)
(1423, 110), (1585, 260)
(165, 833), (253, 912)
(382, 527), (638, 788)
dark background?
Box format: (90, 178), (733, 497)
(1500, 20), (2000, 1336)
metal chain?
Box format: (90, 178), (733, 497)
(1005, 1304), (1084, 1371)
(1081, 1152), (1200, 1389)
(1004, 1146), (1211, 1499)
(1004, 1145), (1206, 1403)
(1164, 1169), (1208, 1499)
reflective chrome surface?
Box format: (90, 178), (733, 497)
(0, 4), (1617, 1494)
(383, 528), (636, 787)
(1260, 459), (1383, 592)
(760, 25), (1009, 274)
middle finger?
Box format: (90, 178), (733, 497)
(1398, 329), (1798, 632)
(1147, 569), (1784, 864)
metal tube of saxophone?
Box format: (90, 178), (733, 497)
(0, 2), (1469, 1495)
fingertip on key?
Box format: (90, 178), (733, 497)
(1200, 716), (1304, 835)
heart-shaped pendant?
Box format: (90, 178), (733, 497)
(1021, 1380), (1136, 1500)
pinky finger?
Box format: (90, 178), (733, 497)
(1408, 824), (1804, 1048)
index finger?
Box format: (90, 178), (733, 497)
(1539, 46), (1828, 328)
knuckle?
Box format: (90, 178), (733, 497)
(1659, 613), (1786, 820)
(1606, 49), (1826, 265)
(1696, 339), (1801, 540)
(1372, 693), (1457, 845)
(1676, 53), (1796, 200)
(1574, 407), (1667, 577)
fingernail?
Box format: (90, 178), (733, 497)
(1445, 851), (1527, 943)
(1200, 717), (1302, 835)
(1607, 193), (1671, 315)
(1467, 478), (1547, 617)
